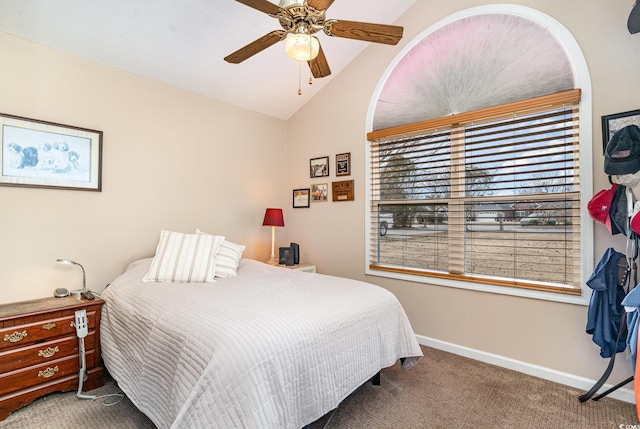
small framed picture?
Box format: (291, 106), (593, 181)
(310, 156), (329, 178)
(278, 247), (294, 266)
(311, 183), (328, 202)
(332, 180), (355, 202)
(602, 109), (640, 152)
(336, 152), (351, 176)
(293, 188), (310, 208)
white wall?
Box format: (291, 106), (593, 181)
(0, 31), (289, 304)
(285, 0), (640, 391)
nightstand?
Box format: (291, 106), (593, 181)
(283, 264), (316, 273)
(0, 296), (105, 421)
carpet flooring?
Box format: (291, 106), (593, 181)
(1, 346), (637, 428)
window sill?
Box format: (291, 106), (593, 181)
(366, 265), (589, 306)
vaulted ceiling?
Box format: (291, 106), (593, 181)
(0, 0), (415, 120)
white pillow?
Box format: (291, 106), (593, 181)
(196, 229), (245, 278)
(214, 240), (246, 278)
(143, 230), (224, 283)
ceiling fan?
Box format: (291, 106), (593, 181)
(224, 0), (404, 79)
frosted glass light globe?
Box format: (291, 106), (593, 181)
(285, 33), (320, 62)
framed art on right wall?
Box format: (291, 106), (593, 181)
(293, 188), (310, 208)
(602, 109), (640, 151)
(336, 152), (350, 176)
(311, 183), (328, 202)
(310, 156), (329, 178)
(332, 180), (354, 202)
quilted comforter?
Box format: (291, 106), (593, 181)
(100, 258), (423, 429)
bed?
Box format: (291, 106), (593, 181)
(100, 256), (423, 429)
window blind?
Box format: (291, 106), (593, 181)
(368, 89), (582, 294)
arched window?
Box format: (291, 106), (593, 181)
(366, 5), (592, 302)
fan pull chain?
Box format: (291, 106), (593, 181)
(308, 36), (313, 86)
(298, 62), (302, 95)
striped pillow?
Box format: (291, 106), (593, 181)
(195, 229), (245, 278)
(214, 240), (246, 278)
(143, 230), (224, 283)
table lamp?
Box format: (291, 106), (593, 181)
(262, 208), (284, 265)
(56, 259), (93, 299)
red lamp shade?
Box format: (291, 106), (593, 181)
(262, 208), (285, 227)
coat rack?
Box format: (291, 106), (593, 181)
(582, 124), (640, 404)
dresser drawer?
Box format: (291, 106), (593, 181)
(0, 333), (95, 373)
(0, 311), (97, 350)
(0, 350), (94, 397)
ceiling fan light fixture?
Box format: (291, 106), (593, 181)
(279, 0), (304, 9)
(285, 33), (320, 61)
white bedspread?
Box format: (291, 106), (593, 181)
(100, 258), (423, 429)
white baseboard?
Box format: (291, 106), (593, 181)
(416, 334), (636, 404)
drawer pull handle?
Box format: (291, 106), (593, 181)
(38, 346), (59, 358)
(38, 366), (59, 379)
(70, 322), (75, 328)
(4, 331), (28, 343)
(42, 322), (57, 330)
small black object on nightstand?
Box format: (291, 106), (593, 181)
(81, 290), (95, 300)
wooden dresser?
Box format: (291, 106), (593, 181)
(0, 296), (105, 421)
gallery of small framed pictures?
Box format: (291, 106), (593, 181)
(294, 152), (353, 207)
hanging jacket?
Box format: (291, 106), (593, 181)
(622, 284), (640, 373)
(586, 247), (627, 358)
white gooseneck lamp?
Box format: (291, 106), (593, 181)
(56, 259), (88, 298)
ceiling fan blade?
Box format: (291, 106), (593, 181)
(224, 31), (287, 64)
(306, 0), (335, 11)
(235, 0), (282, 16)
(325, 19), (403, 45)
(308, 42), (331, 78)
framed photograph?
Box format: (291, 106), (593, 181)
(602, 109), (640, 151)
(336, 152), (351, 176)
(278, 247), (294, 266)
(293, 188), (310, 208)
(0, 113), (102, 191)
(310, 156), (329, 178)
(332, 180), (355, 202)
(311, 183), (328, 202)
